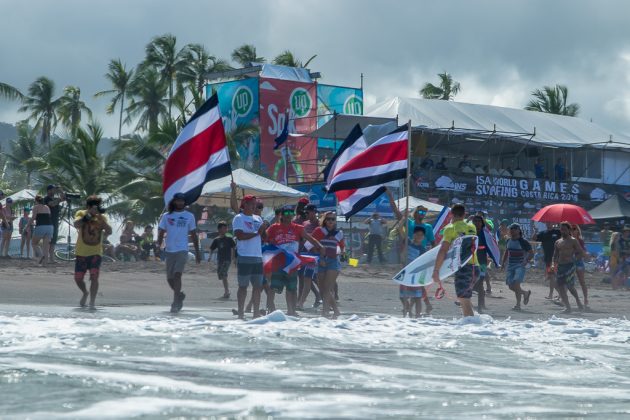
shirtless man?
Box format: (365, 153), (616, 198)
(551, 222), (584, 314)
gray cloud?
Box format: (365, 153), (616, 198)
(1, 0), (629, 136)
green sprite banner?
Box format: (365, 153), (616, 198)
(316, 84), (363, 150)
(206, 78), (260, 169)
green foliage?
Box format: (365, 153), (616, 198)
(524, 84), (580, 116)
(94, 59), (134, 139)
(4, 121), (46, 188)
(17, 76), (60, 148)
(231, 44), (265, 67)
(0, 82), (23, 101)
(419, 72), (461, 100)
(272, 50), (317, 68)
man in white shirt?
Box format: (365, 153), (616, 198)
(232, 195), (265, 319)
(157, 193), (201, 313)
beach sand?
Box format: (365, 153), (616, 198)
(0, 258), (626, 320)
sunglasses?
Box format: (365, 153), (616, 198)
(281, 211), (295, 215)
(256, 205), (264, 209)
(325, 218), (336, 221)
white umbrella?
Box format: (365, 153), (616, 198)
(1, 188), (38, 206)
(197, 168), (307, 208)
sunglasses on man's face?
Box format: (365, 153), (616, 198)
(256, 205), (264, 210)
(325, 218), (336, 221)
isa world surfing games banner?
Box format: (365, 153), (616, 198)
(206, 78), (260, 169)
(259, 78), (318, 183)
(317, 84), (363, 150)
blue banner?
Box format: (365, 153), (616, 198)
(316, 84), (363, 151)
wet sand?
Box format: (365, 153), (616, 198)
(0, 258), (626, 320)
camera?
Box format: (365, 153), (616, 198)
(65, 193), (81, 200)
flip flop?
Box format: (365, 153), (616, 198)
(523, 290), (532, 305)
(511, 306), (522, 311)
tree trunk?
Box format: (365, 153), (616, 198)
(118, 93), (125, 140)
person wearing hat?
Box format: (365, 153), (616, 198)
(297, 203), (323, 310)
(44, 184), (65, 263)
(232, 194), (266, 319)
(73, 195), (113, 308)
(407, 205), (435, 248)
(157, 193), (201, 313)
(265, 204), (324, 316)
(501, 223), (533, 311)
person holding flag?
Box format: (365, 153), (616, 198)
(265, 205), (324, 316)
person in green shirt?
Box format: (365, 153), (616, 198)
(432, 204), (479, 317)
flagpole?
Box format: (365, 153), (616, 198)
(284, 144), (289, 186)
(405, 119), (412, 264)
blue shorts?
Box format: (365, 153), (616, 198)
(506, 265), (526, 285)
(575, 259), (585, 271)
(319, 257), (340, 272)
(399, 285), (423, 299)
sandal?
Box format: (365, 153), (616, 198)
(511, 305), (522, 311)
(523, 290), (532, 305)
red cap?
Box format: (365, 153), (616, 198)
(240, 195), (256, 209)
(298, 197), (309, 204)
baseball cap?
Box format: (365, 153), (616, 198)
(280, 204), (295, 215)
(305, 204), (317, 212)
(623, 225), (630, 231)
(47, 184), (56, 190)
(509, 223), (521, 230)
(298, 197), (309, 204)
(240, 195), (256, 209)
(6, 198), (12, 203)
(173, 192), (186, 200)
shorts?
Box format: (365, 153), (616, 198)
(217, 260), (231, 279)
(556, 262), (576, 288)
(33, 225), (54, 239)
(506, 265), (526, 285)
(165, 251), (188, 278)
(399, 285), (423, 299)
(575, 259), (585, 272)
(454, 264), (480, 299)
(300, 265), (318, 280)
(74, 255), (102, 278)
(318, 256), (340, 272)
(237, 256), (263, 288)
(271, 271), (298, 294)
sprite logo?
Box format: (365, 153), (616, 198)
(290, 88), (312, 118)
(343, 95), (363, 115)
(232, 86), (253, 116)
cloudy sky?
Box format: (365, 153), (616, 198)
(1, 0), (630, 137)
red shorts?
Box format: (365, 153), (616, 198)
(75, 255), (102, 278)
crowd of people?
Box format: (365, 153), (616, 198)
(2, 181), (628, 319)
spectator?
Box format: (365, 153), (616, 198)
(420, 153), (434, 169)
(534, 158), (545, 178)
(19, 207), (32, 258)
(458, 155), (472, 169)
(44, 185), (65, 263)
(0, 197), (15, 257)
(554, 158), (565, 181)
(436, 157), (447, 170)
(364, 212), (387, 264)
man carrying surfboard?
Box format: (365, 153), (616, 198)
(432, 204), (479, 317)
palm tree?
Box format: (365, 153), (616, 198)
(524, 84), (580, 116)
(17, 77), (60, 148)
(231, 44), (265, 67)
(272, 50), (317, 68)
(179, 43), (232, 110)
(94, 59), (134, 140)
(42, 120), (121, 196)
(57, 86), (92, 137)
(125, 68), (169, 133)
(143, 34), (190, 119)
(419, 72), (461, 100)
(0, 82), (23, 101)
(4, 121), (46, 188)
(225, 122), (259, 165)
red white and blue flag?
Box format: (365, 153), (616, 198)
(322, 124), (396, 219)
(262, 244), (318, 275)
(432, 206), (452, 243)
(162, 94), (232, 205)
(326, 124), (408, 194)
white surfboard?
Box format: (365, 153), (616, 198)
(392, 235), (477, 288)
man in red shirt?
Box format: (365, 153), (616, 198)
(266, 205), (323, 316)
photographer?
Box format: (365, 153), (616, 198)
(73, 195), (112, 309)
(44, 184), (66, 263)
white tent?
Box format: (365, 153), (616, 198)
(367, 97), (630, 149)
(197, 168), (307, 208)
(395, 196), (444, 213)
(1, 188), (38, 206)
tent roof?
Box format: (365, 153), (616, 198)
(587, 194), (630, 219)
(1, 188), (38, 206)
(307, 114), (396, 140)
(366, 97), (630, 150)
(395, 196), (443, 213)
(198, 168), (306, 208)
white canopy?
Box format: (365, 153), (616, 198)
(367, 97), (630, 150)
(198, 168), (307, 208)
(395, 196), (444, 213)
(1, 188), (38, 206)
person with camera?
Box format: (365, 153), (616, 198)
(44, 185), (66, 263)
(74, 196), (112, 308)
